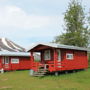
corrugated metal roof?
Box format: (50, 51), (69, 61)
(0, 51), (30, 56)
(27, 43), (90, 51)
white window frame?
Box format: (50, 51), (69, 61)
(11, 58), (19, 64)
(66, 53), (73, 60)
(44, 50), (51, 60)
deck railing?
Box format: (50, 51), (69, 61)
(32, 61), (66, 72)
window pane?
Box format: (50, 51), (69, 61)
(66, 53), (73, 60)
(34, 52), (41, 62)
(11, 58), (19, 64)
(44, 50), (51, 60)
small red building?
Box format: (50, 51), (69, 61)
(0, 52), (31, 71)
(28, 43), (89, 75)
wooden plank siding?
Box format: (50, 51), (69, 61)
(0, 56), (31, 71)
(30, 48), (88, 72)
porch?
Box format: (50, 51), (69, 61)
(31, 60), (65, 72)
(30, 44), (65, 73)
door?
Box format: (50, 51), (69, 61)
(3, 56), (10, 69)
(5, 57), (9, 64)
(57, 49), (61, 67)
(57, 49), (61, 62)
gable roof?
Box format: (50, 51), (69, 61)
(27, 43), (89, 51)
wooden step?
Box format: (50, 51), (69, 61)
(37, 69), (48, 71)
(37, 70), (47, 72)
(33, 71), (47, 77)
(32, 67), (48, 77)
(33, 73), (46, 77)
(33, 72), (45, 74)
(33, 74), (45, 77)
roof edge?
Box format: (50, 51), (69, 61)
(27, 43), (90, 52)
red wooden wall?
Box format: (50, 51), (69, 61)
(0, 56), (31, 71)
(10, 57), (31, 71)
(59, 49), (88, 71)
(37, 49), (88, 72)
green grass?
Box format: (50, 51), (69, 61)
(0, 69), (90, 90)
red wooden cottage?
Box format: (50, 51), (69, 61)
(0, 52), (31, 71)
(0, 37), (32, 71)
(28, 43), (89, 76)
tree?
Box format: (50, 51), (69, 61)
(88, 11), (90, 47)
(53, 0), (89, 47)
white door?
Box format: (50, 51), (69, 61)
(3, 56), (9, 69)
(57, 49), (61, 62)
(57, 49), (61, 68)
(4, 57), (9, 64)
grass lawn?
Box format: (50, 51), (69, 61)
(0, 69), (90, 90)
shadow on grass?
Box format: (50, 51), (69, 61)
(38, 69), (86, 79)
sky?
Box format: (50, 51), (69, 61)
(0, 0), (90, 48)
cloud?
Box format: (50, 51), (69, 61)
(0, 6), (51, 29)
(0, 5), (64, 47)
(0, 5), (64, 35)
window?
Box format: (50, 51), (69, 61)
(34, 52), (41, 62)
(66, 53), (73, 60)
(11, 58), (19, 64)
(44, 50), (51, 60)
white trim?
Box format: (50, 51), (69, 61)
(11, 58), (19, 64)
(66, 53), (73, 60)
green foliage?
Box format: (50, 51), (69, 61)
(34, 59), (40, 62)
(87, 12), (90, 46)
(88, 53), (90, 67)
(54, 0), (89, 47)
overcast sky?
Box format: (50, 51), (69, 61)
(0, 0), (90, 48)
